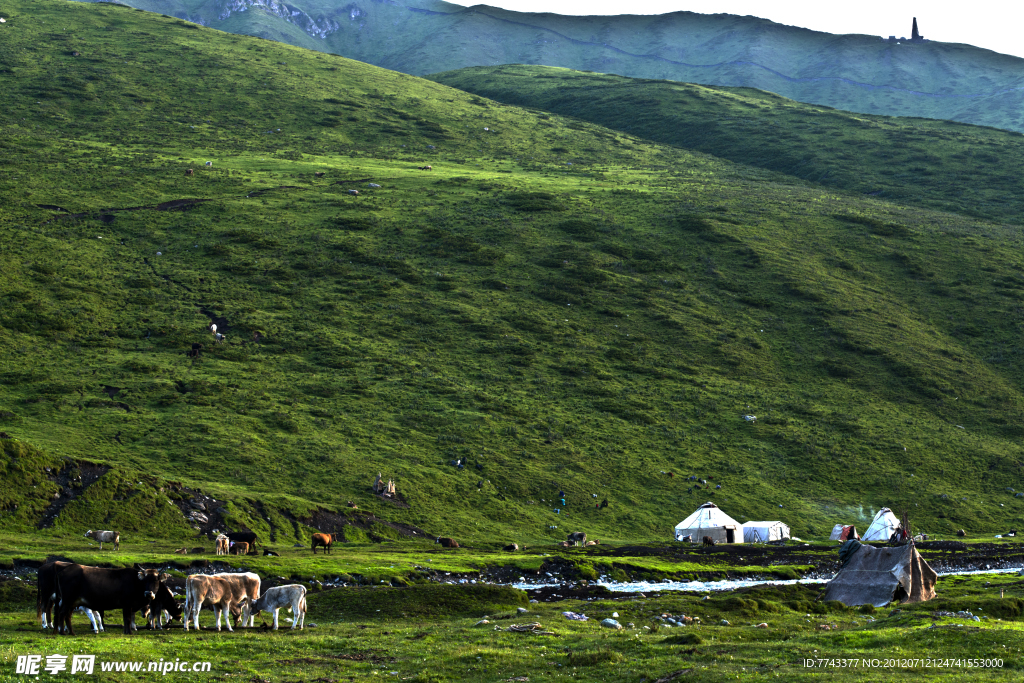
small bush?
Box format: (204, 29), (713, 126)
(331, 216), (378, 231)
(567, 650), (625, 666)
(557, 219), (598, 241)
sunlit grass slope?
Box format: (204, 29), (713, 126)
(77, 0), (1024, 133)
(430, 65), (1024, 226)
(4, 0), (1024, 545)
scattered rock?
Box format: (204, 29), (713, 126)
(600, 618), (622, 630)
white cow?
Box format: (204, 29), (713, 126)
(250, 584), (306, 630)
(84, 530), (120, 550)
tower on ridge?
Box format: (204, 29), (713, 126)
(911, 17), (922, 41)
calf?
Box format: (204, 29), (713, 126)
(250, 584), (307, 630)
(435, 537), (459, 548)
(585, 540), (599, 546)
(215, 534), (229, 556)
(85, 529), (120, 551)
(225, 530), (259, 551)
(184, 572), (260, 632)
(311, 533), (333, 555)
(54, 564), (167, 635)
(142, 583), (183, 630)
(231, 541), (249, 556)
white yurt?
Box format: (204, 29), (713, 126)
(861, 507), (901, 542)
(743, 521), (790, 543)
(674, 502), (744, 543)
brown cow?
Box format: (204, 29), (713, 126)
(215, 534), (229, 556)
(311, 533), (333, 555)
(435, 537), (459, 548)
(184, 572), (261, 632)
(185, 169), (194, 176)
(702, 536), (716, 547)
(231, 541), (249, 556)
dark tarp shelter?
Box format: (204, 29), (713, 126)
(822, 541), (937, 607)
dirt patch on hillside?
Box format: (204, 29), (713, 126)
(37, 461), (110, 529)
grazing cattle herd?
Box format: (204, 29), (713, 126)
(31, 525), (601, 636)
(37, 560), (306, 635)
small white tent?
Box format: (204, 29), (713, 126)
(674, 502), (743, 543)
(743, 521), (790, 543)
(862, 508), (901, 542)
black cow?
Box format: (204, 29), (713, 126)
(142, 583), (183, 630)
(38, 561), (77, 632)
(225, 530), (260, 551)
(54, 564), (168, 635)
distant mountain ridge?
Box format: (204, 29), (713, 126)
(81, 0), (1024, 131)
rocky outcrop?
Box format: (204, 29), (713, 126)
(217, 0), (340, 39)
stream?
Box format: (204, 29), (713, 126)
(510, 567), (1024, 593)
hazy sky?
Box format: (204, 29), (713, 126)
(447, 0), (1024, 59)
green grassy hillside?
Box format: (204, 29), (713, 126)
(77, 0), (1024, 133)
(4, 0), (1024, 546)
(430, 65), (1024, 225)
